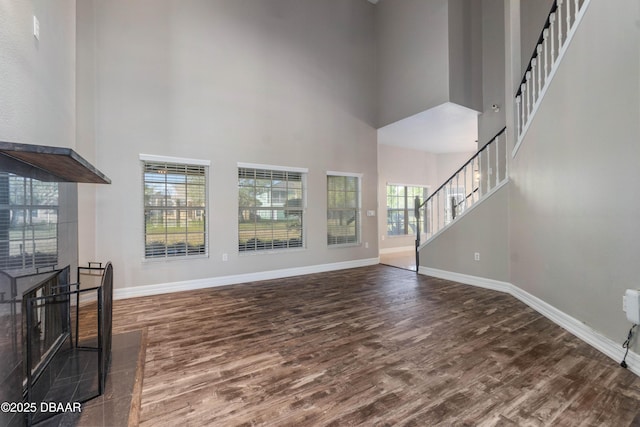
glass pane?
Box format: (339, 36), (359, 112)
(145, 182), (166, 207)
(187, 184), (206, 208)
(145, 209), (165, 232)
(387, 209), (404, 235)
(187, 175), (205, 186)
(327, 191), (338, 209)
(165, 210), (188, 233)
(31, 181), (58, 205)
(345, 191), (357, 208)
(186, 232), (205, 247)
(166, 173), (186, 184)
(170, 183), (187, 207)
(346, 176), (358, 192)
(144, 172), (167, 184)
(287, 188), (302, 205)
(327, 209), (357, 245)
(331, 176), (345, 191)
(238, 178), (255, 187)
(327, 176), (337, 191)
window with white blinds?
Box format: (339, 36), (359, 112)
(327, 174), (360, 246)
(142, 159), (208, 259)
(0, 173), (58, 271)
(238, 166), (305, 252)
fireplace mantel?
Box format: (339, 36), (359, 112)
(0, 141), (111, 184)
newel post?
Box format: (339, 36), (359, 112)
(414, 196), (421, 272)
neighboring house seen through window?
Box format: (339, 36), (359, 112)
(142, 156), (208, 259)
(238, 165), (305, 252)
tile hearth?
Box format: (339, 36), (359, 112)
(36, 330), (145, 427)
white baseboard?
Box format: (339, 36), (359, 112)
(419, 267), (512, 294)
(114, 257), (379, 300)
(419, 266), (640, 377)
(379, 246), (415, 255)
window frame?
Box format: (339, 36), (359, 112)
(386, 183), (429, 237)
(326, 171), (362, 247)
(140, 154), (210, 261)
(237, 162), (308, 254)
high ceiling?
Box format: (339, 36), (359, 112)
(377, 102), (479, 154)
(366, 0), (477, 154)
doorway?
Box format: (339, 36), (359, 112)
(379, 248), (417, 271)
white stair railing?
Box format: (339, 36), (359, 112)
(513, 0), (591, 156)
(414, 127), (507, 253)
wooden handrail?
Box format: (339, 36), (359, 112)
(516, 1), (559, 97)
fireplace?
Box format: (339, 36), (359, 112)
(0, 141), (111, 426)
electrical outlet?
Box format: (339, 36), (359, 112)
(33, 16), (40, 40)
(474, 252), (480, 261)
(623, 290), (640, 324)
(365, 242), (369, 249)
(222, 253), (228, 262)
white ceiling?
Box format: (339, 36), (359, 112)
(377, 102), (479, 154)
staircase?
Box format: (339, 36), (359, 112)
(514, 0), (591, 156)
(414, 127), (507, 254)
(414, 0), (591, 260)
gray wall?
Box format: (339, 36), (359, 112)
(375, 0), (450, 127)
(478, 0), (506, 143)
(376, 0), (485, 127)
(421, 183), (509, 282)
(80, 0), (379, 290)
(76, 0), (98, 264)
(448, 0), (483, 113)
(510, 0), (640, 347)
(0, 0), (76, 148)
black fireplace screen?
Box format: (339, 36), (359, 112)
(22, 267), (70, 389)
(23, 262), (113, 426)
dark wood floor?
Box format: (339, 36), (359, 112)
(110, 265), (640, 426)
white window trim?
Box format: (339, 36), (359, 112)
(387, 181), (427, 188)
(238, 162), (308, 174)
(141, 154), (210, 262)
(140, 153), (211, 167)
(327, 171), (362, 247)
(327, 171), (363, 178)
